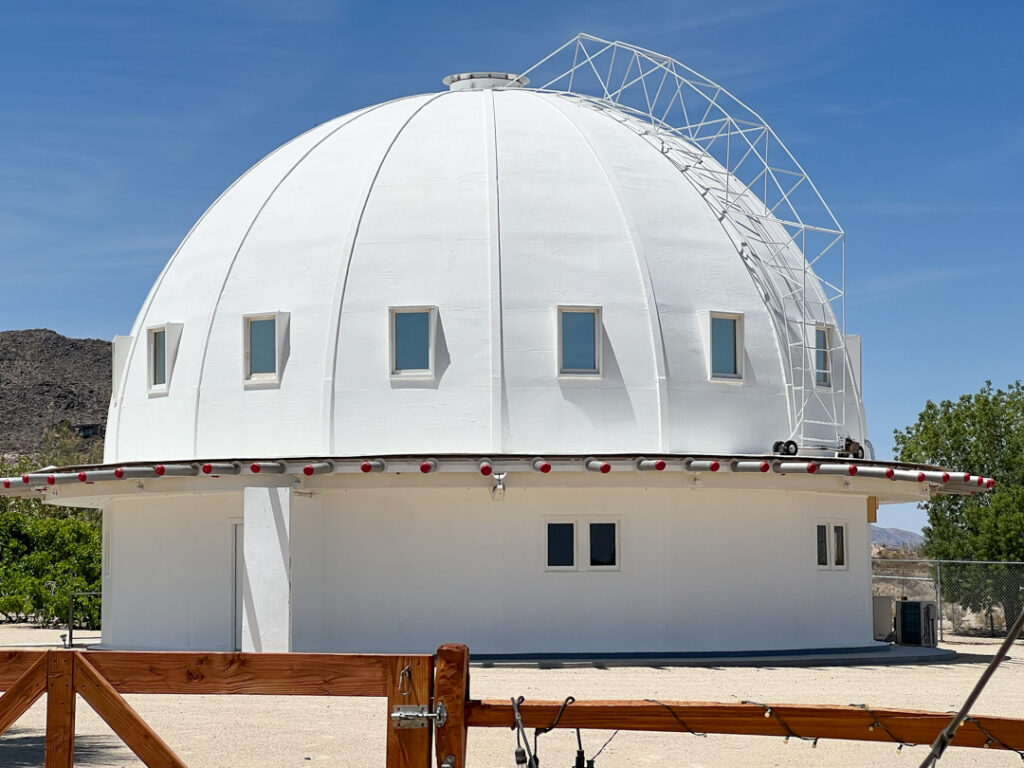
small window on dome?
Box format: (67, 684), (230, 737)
(151, 330), (166, 387)
(146, 323), (182, 397)
(243, 312), (289, 388)
(558, 307), (601, 376)
(815, 326), (832, 387)
(390, 307), (436, 377)
(710, 312), (743, 379)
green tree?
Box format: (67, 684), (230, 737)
(0, 437), (104, 628)
(40, 420), (104, 467)
(893, 381), (1024, 626)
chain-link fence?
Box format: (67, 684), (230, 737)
(872, 558), (1024, 644)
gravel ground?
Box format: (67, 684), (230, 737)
(0, 625), (1021, 767)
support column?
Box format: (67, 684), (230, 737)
(242, 487), (292, 652)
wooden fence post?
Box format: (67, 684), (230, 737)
(386, 655), (434, 768)
(434, 644), (470, 768)
(45, 650), (76, 768)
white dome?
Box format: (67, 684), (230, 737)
(106, 85), (866, 462)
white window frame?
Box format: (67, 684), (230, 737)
(709, 311), (744, 381)
(815, 324), (833, 389)
(243, 311), (289, 389)
(544, 516), (621, 572)
(816, 520), (848, 571)
(146, 322), (182, 397)
(557, 306), (603, 377)
(389, 306), (437, 380)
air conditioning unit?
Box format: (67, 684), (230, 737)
(895, 600), (938, 647)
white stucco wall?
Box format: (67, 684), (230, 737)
(101, 483), (873, 655)
(101, 493), (241, 650)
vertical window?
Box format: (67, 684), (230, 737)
(391, 309), (433, 374)
(589, 522), (617, 567)
(145, 323), (182, 395)
(150, 329), (167, 387)
(247, 317), (277, 377)
(815, 326), (831, 387)
(547, 523), (575, 568)
(559, 307), (601, 375)
(834, 525), (846, 567)
(710, 314), (742, 378)
(243, 312), (288, 388)
(816, 524), (829, 567)
(816, 522), (848, 570)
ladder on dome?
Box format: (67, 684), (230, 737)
(518, 34), (857, 455)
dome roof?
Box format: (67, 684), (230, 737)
(106, 82), (866, 463)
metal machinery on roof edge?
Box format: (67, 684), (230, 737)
(517, 34), (856, 455)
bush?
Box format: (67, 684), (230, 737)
(0, 456), (102, 628)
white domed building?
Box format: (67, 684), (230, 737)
(4, 36), (990, 656)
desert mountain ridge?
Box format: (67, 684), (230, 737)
(0, 329), (111, 454)
(871, 525), (924, 550)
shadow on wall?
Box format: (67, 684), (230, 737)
(557, 322), (636, 426)
(0, 728), (131, 766)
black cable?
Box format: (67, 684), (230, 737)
(644, 698), (707, 737)
(851, 703), (913, 751)
(591, 729), (620, 760)
(962, 716), (1024, 760)
(742, 700), (818, 748)
(511, 696), (535, 767)
(534, 695), (575, 736)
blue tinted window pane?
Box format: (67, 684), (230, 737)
(249, 318), (276, 375)
(547, 523), (575, 567)
(711, 317), (737, 376)
(561, 311), (597, 372)
(589, 523), (616, 567)
(152, 330), (166, 386)
(816, 328), (830, 386)
(394, 311), (430, 371)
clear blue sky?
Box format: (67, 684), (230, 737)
(2, 2), (1021, 532)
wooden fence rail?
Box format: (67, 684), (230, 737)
(0, 649), (433, 768)
(2, 643), (1024, 767)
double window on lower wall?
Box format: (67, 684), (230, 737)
(546, 519), (619, 571)
(816, 522), (848, 570)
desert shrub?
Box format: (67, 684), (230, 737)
(0, 456), (102, 628)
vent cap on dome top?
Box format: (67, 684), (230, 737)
(442, 72), (529, 91)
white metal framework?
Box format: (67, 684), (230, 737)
(519, 35), (853, 451)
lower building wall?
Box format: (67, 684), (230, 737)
(102, 484), (873, 654)
(101, 494), (241, 650)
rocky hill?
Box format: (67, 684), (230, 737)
(0, 329), (111, 454)
(871, 525), (924, 550)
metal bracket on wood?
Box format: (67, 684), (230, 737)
(391, 701), (448, 730)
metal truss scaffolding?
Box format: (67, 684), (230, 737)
(519, 34), (853, 451)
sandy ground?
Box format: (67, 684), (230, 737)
(0, 625), (1021, 767)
